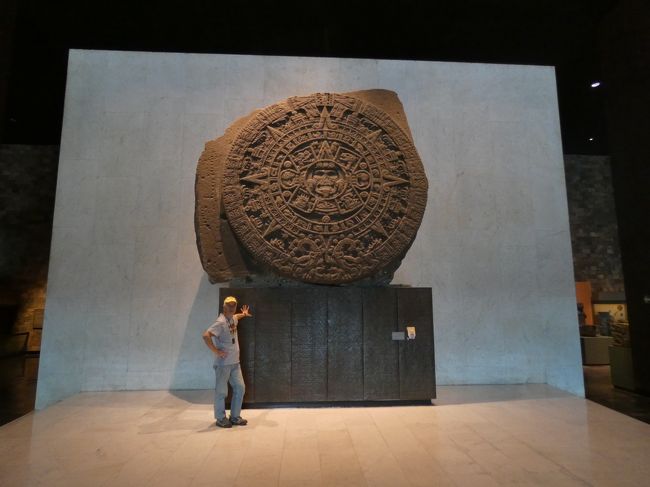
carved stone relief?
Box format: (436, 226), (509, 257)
(196, 90), (428, 285)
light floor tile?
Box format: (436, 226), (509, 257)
(1, 386), (649, 486)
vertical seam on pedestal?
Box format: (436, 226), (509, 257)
(289, 290), (293, 401)
(396, 289), (401, 400)
(325, 289), (330, 400)
(361, 289), (365, 401)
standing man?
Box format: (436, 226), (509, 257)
(202, 296), (252, 428)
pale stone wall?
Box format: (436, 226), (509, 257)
(36, 51), (583, 408)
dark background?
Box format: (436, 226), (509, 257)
(0, 0), (648, 393)
(1, 0), (612, 152)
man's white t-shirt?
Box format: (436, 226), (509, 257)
(207, 313), (240, 366)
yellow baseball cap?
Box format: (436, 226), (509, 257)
(223, 296), (238, 305)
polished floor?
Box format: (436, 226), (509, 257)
(583, 365), (650, 425)
(1, 385), (649, 486)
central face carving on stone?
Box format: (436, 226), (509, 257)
(305, 158), (344, 200)
(221, 92), (428, 284)
(281, 140), (370, 222)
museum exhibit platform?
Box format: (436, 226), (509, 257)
(219, 287), (435, 404)
(580, 336), (614, 365)
(2, 384), (649, 486)
(609, 345), (635, 391)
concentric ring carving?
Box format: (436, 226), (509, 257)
(222, 93), (427, 284)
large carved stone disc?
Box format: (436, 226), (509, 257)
(222, 92), (428, 284)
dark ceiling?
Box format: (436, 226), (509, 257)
(4, 0), (617, 154)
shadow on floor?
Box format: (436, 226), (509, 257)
(4, 356), (650, 427)
(432, 384), (573, 406)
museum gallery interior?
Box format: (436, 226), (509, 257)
(0, 1), (649, 486)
